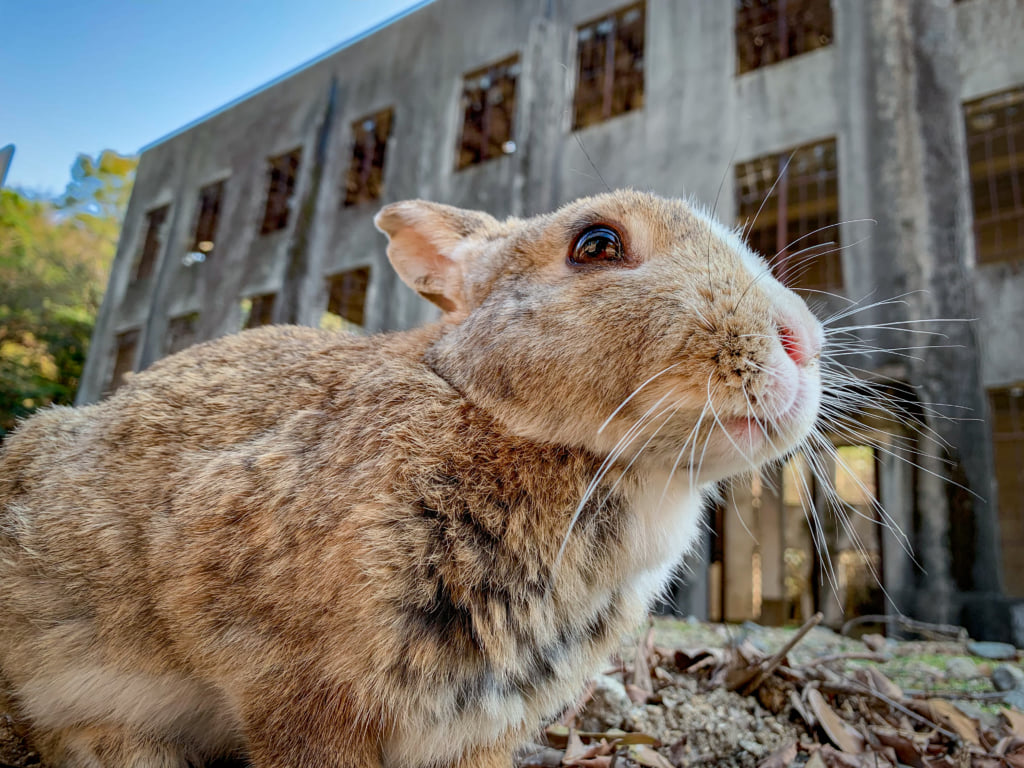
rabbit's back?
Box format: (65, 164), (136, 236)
(0, 325), (421, 760)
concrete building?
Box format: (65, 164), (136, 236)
(79, 0), (1024, 640)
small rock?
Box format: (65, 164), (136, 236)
(581, 674), (632, 730)
(517, 744), (563, 768)
(862, 633), (887, 652)
(992, 663), (1024, 692)
(902, 660), (944, 682)
(738, 738), (766, 757)
(967, 640), (1019, 661)
(944, 657), (978, 679)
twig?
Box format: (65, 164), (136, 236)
(741, 612), (823, 695)
(818, 679), (960, 742)
(902, 688), (1007, 701)
(840, 614), (968, 642)
(800, 652), (889, 668)
(631, 621), (655, 693)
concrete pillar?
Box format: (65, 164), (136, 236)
(758, 466), (787, 625)
(845, 0), (1007, 638)
(724, 482), (758, 621)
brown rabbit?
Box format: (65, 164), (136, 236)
(0, 190), (823, 767)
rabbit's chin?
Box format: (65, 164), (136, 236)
(667, 370), (822, 486)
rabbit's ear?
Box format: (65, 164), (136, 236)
(375, 201), (497, 314)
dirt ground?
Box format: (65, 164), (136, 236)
(2, 617), (1022, 767)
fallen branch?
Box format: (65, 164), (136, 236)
(840, 614), (968, 642)
(902, 688), (1007, 702)
(818, 679), (960, 742)
(740, 612), (823, 695)
(799, 652), (889, 668)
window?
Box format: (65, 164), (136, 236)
(188, 180), (225, 263)
(457, 58), (519, 170)
(735, 0), (833, 75)
(105, 329), (139, 395)
(260, 148), (302, 234)
(964, 86), (1024, 265)
(344, 109), (393, 206)
(240, 293), (276, 329)
(989, 386), (1024, 597)
(166, 312), (200, 355)
(735, 138), (842, 293)
(573, 3), (645, 130)
(131, 205), (169, 282)
(321, 267), (370, 332)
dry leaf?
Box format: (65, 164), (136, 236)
(816, 744), (876, 767)
(625, 683), (652, 704)
(872, 727), (925, 766)
(757, 740), (797, 768)
(806, 688), (865, 754)
(804, 751), (828, 768)
(791, 689), (816, 727)
(1005, 707), (1024, 737)
(667, 736), (687, 766)
(611, 733), (661, 747)
(563, 729), (589, 763)
(562, 736), (615, 767)
(861, 667), (903, 701)
(546, 724), (571, 749)
(926, 699), (981, 746)
(626, 744), (675, 768)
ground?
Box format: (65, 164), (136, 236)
(2, 618), (1022, 767)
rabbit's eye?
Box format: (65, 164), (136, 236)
(570, 226), (623, 265)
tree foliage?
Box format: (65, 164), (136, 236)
(0, 150), (137, 436)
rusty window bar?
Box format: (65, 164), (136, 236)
(166, 312), (201, 356)
(457, 57), (519, 170)
(190, 180), (224, 261)
(344, 108), (393, 206)
(735, 0), (833, 76)
(573, 2), (645, 130)
(260, 148), (302, 235)
(105, 329), (140, 395)
(132, 205), (169, 282)
(965, 87), (1024, 265)
(735, 138), (842, 294)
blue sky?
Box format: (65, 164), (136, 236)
(2, 0), (426, 196)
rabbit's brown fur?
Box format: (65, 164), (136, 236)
(0, 191), (822, 767)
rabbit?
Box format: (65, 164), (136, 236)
(0, 189), (823, 768)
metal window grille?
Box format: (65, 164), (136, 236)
(344, 109), (393, 206)
(965, 87), (1024, 265)
(242, 293), (276, 329)
(260, 148), (302, 234)
(735, 138), (842, 294)
(191, 180), (225, 258)
(166, 312), (201, 356)
(325, 267), (371, 328)
(735, 0), (833, 75)
(132, 205), (169, 282)
(106, 329), (139, 395)
(457, 57), (519, 170)
(573, 3), (645, 130)
(989, 386), (1024, 597)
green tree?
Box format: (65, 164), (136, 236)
(0, 150), (137, 436)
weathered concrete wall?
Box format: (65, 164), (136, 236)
(80, 0), (1024, 396)
(78, 0), (1024, 634)
(958, 0), (1024, 389)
